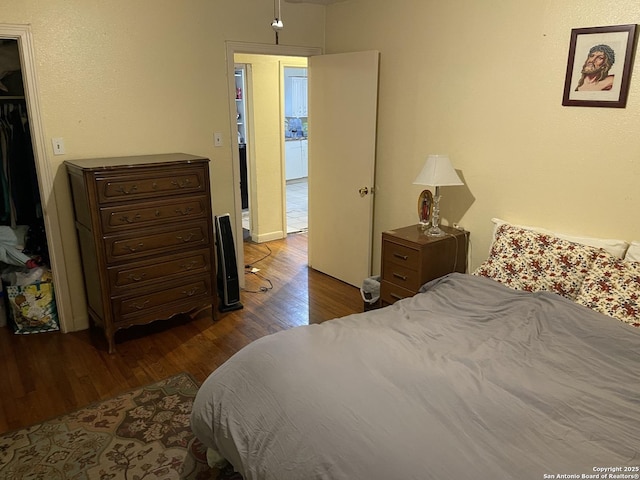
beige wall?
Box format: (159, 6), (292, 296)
(324, 0), (640, 272)
(3, 0), (640, 331)
(0, 0), (325, 330)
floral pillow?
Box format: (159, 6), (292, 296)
(473, 223), (599, 299)
(575, 252), (640, 327)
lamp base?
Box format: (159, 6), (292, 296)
(425, 225), (446, 237)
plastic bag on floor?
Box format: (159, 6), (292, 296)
(361, 275), (381, 311)
(4, 269), (59, 334)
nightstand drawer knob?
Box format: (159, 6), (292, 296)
(393, 253), (408, 261)
(392, 272), (407, 281)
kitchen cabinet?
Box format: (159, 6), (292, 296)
(284, 67), (308, 117)
(285, 139), (308, 181)
(300, 139), (308, 178)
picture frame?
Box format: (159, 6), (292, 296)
(562, 24), (637, 108)
(417, 189), (433, 227)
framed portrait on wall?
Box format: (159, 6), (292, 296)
(562, 24), (637, 108)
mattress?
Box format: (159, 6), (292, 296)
(191, 273), (640, 479)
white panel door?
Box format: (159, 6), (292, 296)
(308, 51), (379, 287)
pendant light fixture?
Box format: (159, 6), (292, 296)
(271, 0), (284, 44)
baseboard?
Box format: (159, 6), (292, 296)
(252, 230), (285, 243)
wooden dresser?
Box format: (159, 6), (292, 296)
(380, 224), (468, 306)
(65, 153), (218, 352)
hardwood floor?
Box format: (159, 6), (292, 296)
(0, 233), (362, 433)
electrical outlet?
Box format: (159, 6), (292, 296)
(51, 137), (65, 155)
(214, 132), (223, 147)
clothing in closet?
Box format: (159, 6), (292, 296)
(0, 102), (47, 266)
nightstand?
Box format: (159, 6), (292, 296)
(380, 224), (468, 306)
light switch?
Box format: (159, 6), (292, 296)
(52, 137), (65, 155)
(214, 132), (223, 147)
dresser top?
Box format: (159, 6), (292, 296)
(64, 153), (208, 171)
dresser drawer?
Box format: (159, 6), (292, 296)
(381, 260), (422, 291)
(99, 195), (209, 233)
(104, 221), (210, 264)
(383, 242), (420, 269)
(107, 248), (212, 292)
(112, 275), (213, 320)
(95, 166), (207, 204)
(380, 280), (415, 304)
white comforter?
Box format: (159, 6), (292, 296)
(191, 273), (640, 480)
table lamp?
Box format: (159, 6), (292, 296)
(413, 154), (464, 236)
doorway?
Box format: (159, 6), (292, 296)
(0, 24), (72, 332)
(226, 42), (320, 287)
(234, 54), (309, 242)
(283, 65), (308, 235)
(226, 43), (379, 290)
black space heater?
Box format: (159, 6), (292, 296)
(215, 213), (243, 312)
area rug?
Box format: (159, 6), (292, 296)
(0, 372), (242, 479)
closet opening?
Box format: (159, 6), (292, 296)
(0, 38), (57, 334)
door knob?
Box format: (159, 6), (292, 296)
(359, 186), (369, 197)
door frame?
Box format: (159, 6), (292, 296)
(0, 24), (74, 331)
(224, 42), (321, 286)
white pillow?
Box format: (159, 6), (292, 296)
(491, 218), (630, 259)
(625, 241), (640, 262)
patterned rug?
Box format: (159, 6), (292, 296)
(0, 372), (242, 479)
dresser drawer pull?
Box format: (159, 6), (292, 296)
(175, 207), (194, 216)
(182, 287), (199, 297)
(124, 242), (145, 253)
(171, 178), (192, 189)
(116, 184), (138, 195)
(180, 260), (198, 270)
(393, 253), (408, 261)
(119, 214), (142, 224)
(176, 233), (196, 242)
(390, 293), (403, 300)
(126, 273), (147, 282)
(392, 272), (407, 281)
(129, 299), (150, 310)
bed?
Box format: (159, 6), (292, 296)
(191, 220), (640, 480)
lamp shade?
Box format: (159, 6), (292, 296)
(413, 154), (463, 187)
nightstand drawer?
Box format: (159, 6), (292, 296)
(380, 280), (415, 304)
(383, 242), (420, 268)
(381, 260), (422, 291)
